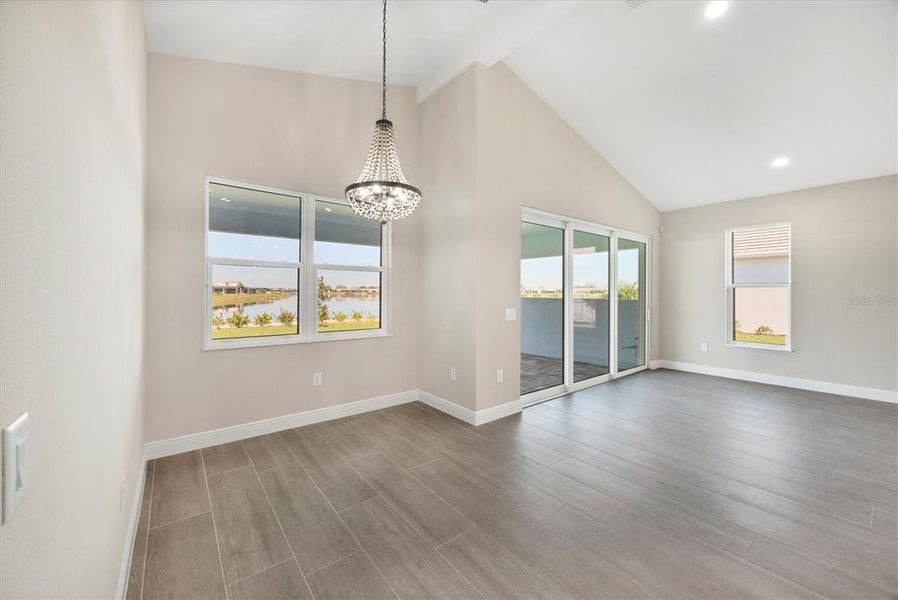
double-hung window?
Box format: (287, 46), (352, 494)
(205, 177), (388, 349)
(725, 223), (791, 350)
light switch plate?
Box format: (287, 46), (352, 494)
(3, 412), (29, 524)
(504, 308), (517, 321)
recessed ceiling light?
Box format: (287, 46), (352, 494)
(324, 207), (332, 212)
(770, 157), (791, 168)
(704, 1), (728, 19)
(220, 197), (231, 203)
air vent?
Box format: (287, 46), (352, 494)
(625, 0), (647, 9)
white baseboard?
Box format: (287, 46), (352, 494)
(417, 390), (477, 424)
(116, 458), (147, 599)
(417, 391), (523, 425)
(144, 389), (419, 459)
(651, 360), (897, 404)
(144, 386), (526, 462)
(472, 398), (524, 425)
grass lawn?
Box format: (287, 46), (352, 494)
(212, 319), (380, 339)
(319, 319), (380, 332)
(734, 332), (786, 345)
(212, 324), (297, 339)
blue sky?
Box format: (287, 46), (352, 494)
(209, 232), (379, 287)
(210, 232), (642, 291)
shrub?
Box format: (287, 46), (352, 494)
(227, 311), (250, 329)
(734, 320), (742, 333)
(318, 303), (329, 325)
(351, 310), (363, 321)
(278, 309), (296, 326)
(211, 314), (225, 329)
(755, 324), (773, 335)
(617, 282), (639, 300)
(254, 312), (272, 327)
(335, 311), (347, 323)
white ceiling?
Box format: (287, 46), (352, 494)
(144, 0), (897, 212)
(506, 1), (897, 211)
(142, 0), (581, 100)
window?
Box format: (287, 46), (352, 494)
(314, 200), (383, 334)
(725, 223), (791, 350)
(205, 178), (388, 349)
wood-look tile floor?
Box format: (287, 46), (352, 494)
(127, 369), (898, 599)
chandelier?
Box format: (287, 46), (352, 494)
(345, 0), (421, 224)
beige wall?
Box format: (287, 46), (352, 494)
(660, 175), (898, 393)
(475, 63), (661, 410)
(417, 68), (479, 410)
(145, 54), (421, 441)
(0, 1), (146, 597)
(417, 63), (662, 412)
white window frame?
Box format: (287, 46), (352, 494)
(204, 176), (391, 351)
(724, 222), (792, 352)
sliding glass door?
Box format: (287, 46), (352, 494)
(617, 237), (647, 373)
(521, 211), (649, 403)
(520, 220), (565, 396)
(572, 230), (611, 385)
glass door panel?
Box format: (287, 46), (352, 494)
(520, 221), (565, 396)
(617, 237), (646, 372)
(572, 231), (610, 383)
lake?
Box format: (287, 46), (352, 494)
(213, 294), (380, 320)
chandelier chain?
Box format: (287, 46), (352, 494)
(381, 0), (387, 120)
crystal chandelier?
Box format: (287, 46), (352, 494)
(345, 0), (421, 224)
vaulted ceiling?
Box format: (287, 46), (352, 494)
(144, 0), (897, 211)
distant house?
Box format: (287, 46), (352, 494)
(213, 281), (245, 294)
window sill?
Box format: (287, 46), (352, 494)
(725, 341), (793, 352)
(203, 330), (392, 351)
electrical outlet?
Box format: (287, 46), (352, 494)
(313, 372), (322, 386)
(700, 342), (708, 352)
(450, 367), (457, 382)
(504, 308), (517, 321)
(497, 369), (504, 383)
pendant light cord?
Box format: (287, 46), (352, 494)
(381, 0), (387, 120)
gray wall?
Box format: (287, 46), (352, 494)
(660, 175), (897, 393)
(0, 2), (146, 596)
(146, 54), (421, 441)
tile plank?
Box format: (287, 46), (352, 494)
(258, 462), (359, 574)
(306, 552), (396, 600)
(243, 433), (296, 472)
(350, 453), (473, 546)
(202, 441), (250, 476)
(208, 466), (292, 584)
(151, 451), (209, 528)
(341, 497), (481, 599)
(143, 513), (225, 599)
(227, 559), (312, 600)
(437, 528), (571, 599)
(411, 459), (565, 567)
(286, 435), (376, 512)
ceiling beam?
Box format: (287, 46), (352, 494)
(415, 0), (584, 103)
